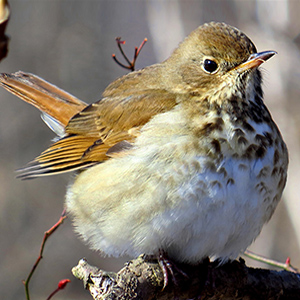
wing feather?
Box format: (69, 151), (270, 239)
(7, 67), (178, 178)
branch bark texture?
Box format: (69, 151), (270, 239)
(72, 255), (300, 300)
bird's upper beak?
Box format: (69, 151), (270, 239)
(234, 50), (277, 73)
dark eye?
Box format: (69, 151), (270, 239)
(203, 59), (218, 73)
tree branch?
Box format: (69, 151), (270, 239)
(72, 255), (300, 300)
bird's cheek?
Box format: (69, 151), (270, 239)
(179, 64), (215, 91)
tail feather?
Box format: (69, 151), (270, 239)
(0, 71), (96, 178)
(0, 71), (87, 127)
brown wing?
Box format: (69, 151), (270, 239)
(16, 67), (177, 178)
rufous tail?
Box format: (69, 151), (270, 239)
(0, 71), (87, 127)
(0, 71), (92, 178)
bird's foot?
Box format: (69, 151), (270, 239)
(158, 250), (189, 290)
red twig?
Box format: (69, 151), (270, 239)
(23, 209), (67, 300)
(112, 37), (147, 71)
(46, 279), (71, 300)
(243, 250), (298, 273)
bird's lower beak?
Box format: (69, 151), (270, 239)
(234, 50), (277, 73)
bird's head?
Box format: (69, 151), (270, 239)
(165, 22), (276, 103)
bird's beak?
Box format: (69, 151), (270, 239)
(234, 50), (277, 73)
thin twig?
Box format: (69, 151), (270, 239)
(46, 279), (71, 300)
(116, 37), (131, 66)
(243, 249), (298, 273)
(112, 37), (147, 71)
(23, 209), (67, 300)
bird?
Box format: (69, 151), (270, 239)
(1, 22), (288, 266)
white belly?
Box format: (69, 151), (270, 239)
(66, 139), (282, 263)
(66, 109), (287, 263)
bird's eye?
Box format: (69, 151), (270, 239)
(202, 59), (218, 74)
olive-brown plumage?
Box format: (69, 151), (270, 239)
(0, 22), (288, 263)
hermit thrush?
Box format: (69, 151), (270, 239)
(1, 22), (288, 265)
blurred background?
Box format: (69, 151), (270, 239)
(1, 1), (300, 299)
